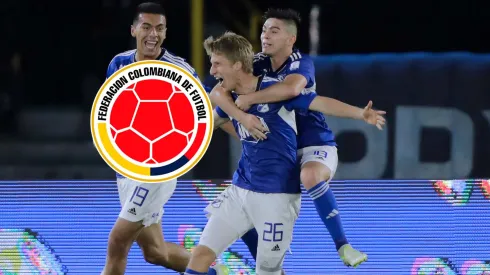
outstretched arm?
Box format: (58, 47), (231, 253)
(309, 96), (364, 120)
(309, 96), (386, 130)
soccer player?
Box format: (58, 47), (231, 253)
(210, 8), (384, 267)
(185, 32), (384, 275)
(101, 3), (227, 275)
(184, 31), (307, 275)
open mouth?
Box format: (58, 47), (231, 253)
(144, 41), (158, 50)
(262, 43), (272, 49)
(215, 76), (224, 85)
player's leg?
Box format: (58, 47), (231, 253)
(240, 228), (259, 260)
(185, 185), (252, 275)
(136, 222), (192, 271)
(102, 178), (154, 275)
(300, 146), (347, 249)
(299, 146), (367, 267)
(185, 215), (243, 275)
(101, 217), (145, 275)
(132, 179), (191, 272)
(241, 229), (286, 274)
(247, 192), (301, 275)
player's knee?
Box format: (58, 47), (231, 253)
(107, 232), (132, 257)
(141, 244), (169, 265)
(300, 163), (331, 190)
(257, 254), (286, 275)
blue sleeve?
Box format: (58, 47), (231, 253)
(288, 55), (315, 85)
(284, 92), (317, 112)
(191, 70), (202, 84)
(252, 53), (267, 76)
(215, 106), (229, 118)
(106, 59), (118, 79)
(204, 85), (213, 94)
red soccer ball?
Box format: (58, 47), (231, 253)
(109, 79), (195, 164)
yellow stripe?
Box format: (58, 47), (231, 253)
(191, 0), (204, 79)
(98, 123), (150, 176)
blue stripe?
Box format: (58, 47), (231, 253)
(150, 155), (190, 175)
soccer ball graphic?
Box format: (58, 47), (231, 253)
(108, 79), (195, 164)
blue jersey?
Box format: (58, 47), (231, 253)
(106, 48), (200, 180)
(106, 48), (199, 80)
(253, 50), (337, 148)
(215, 76), (317, 194)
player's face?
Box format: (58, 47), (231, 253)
(209, 53), (238, 90)
(131, 13), (167, 58)
(261, 18), (295, 56)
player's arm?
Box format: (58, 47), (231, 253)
(204, 85), (239, 139)
(309, 96), (364, 120)
(93, 57), (119, 149)
(209, 84), (246, 123)
(209, 84), (267, 140)
(311, 96), (386, 130)
(213, 109), (230, 130)
(236, 57), (314, 110)
(106, 56), (119, 79)
(219, 121), (239, 139)
(238, 74), (307, 106)
(287, 93), (387, 130)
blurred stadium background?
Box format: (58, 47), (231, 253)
(2, 0), (489, 180)
(1, 0), (489, 274)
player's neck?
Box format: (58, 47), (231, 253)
(235, 72), (258, 95)
(135, 48), (162, 61)
(270, 48), (293, 71)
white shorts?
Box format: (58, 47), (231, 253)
(298, 145), (339, 182)
(117, 178), (177, 227)
(200, 185), (301, 275)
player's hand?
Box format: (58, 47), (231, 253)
(239, 114), (268, 140)
(362, 100), (386, 130)
(235, 95), (253, 111)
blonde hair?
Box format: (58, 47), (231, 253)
(203, 31), (254, 74)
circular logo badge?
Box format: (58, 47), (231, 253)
(91, 60), (213, 183)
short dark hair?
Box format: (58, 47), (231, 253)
(263, 8), (301, 31)
(133, 2), (166, 22)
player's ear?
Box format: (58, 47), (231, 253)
(288, 35), (297, 47)
(232, 61), (242, 71)
(130, 25), (136, 38)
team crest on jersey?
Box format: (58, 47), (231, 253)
(257, 104), (269, 113)
(211, 198), (223, 208)
(290, 61), (300, 71)
(91, 60), (214, 183)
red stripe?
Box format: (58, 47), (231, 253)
(184, 123), (207, 160)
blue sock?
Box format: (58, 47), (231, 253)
(307, 181), (348, 250)
(184, 268), (208, 275)
(241, 228), (258, 260)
